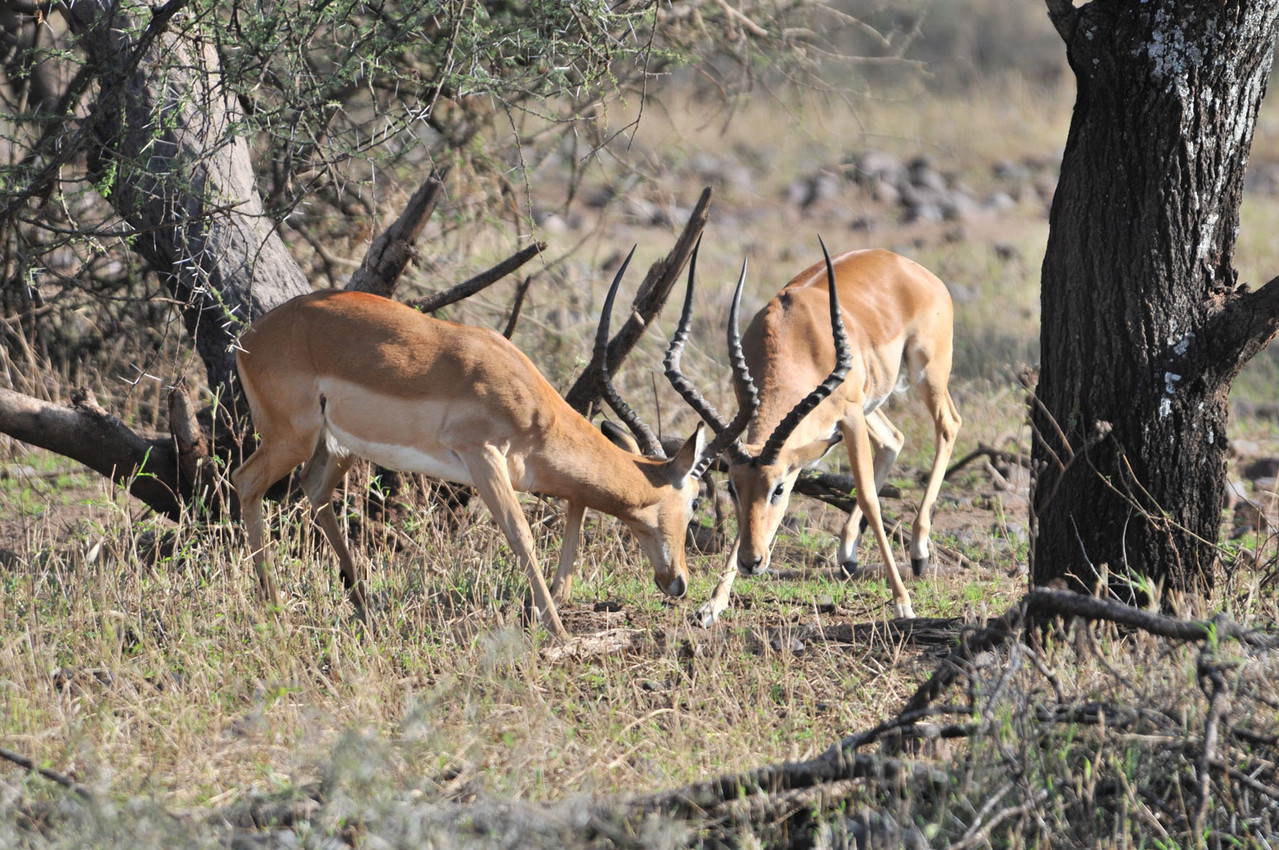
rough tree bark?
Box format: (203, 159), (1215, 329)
(63, 0), (312, 396)
(1032, 1), (1279, 603)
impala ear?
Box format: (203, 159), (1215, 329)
(669, 422), (707, 485)
(600, 419), (643, 455)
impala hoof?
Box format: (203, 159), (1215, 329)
(911, 556), (932, 577)
(694, 603), (719, 629)
(894, 601), (916, 620)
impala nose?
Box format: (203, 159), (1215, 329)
(662, 574), (687, 598)
(739, 554), (764, 576)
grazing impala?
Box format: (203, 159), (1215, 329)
(232, 250), (736, 639)
(666, 240), (961, 624)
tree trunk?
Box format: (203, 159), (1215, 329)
(64, 0), (311, 396)
(1033, 1), (1279, 603)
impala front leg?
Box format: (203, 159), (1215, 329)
(550, 501), (586, 606)
(464, 446), (569, 640)
(695, 538), (740, 628)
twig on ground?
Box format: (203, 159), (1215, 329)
(945, 441), (1030, 479)
(0, 745), (93, 799)
(950, 788), (1048, 850)
(1195, 659), (1229, 836)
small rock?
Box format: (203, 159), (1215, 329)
(993, 241), (1022, 261)
(993, 158), (1031, 182)
(1241, 457), (1279, 480)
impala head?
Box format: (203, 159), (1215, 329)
(598, 418), (705, 596)
(727, 436), (840, 575)
(665, 238), (850, 577)
(595, 248), (721, 598)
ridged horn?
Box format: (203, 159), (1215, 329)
(664, 239), (732, 431)
(756, 236), (851, 466)
(670, 253), (759, 479)
(595, 246), (665, 458)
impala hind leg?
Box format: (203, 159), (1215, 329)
(910, 381), (961, 577)
(841, 414), (915, 619)
(550, 501), (586, 606)
(232, 441), (311, 607)
(464, 446), (568, 640)
(299, 438), (366, 616)
(838, 409), (904, 576)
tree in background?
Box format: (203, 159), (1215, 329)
(0, 0), (887, 515)
(1032, 0), (1279, 605)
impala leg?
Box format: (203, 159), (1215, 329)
(232, 442), (310, 608)
(550, 501), (586, 606)
(910, 383), (961, 576)
(695, 537), (740, 628)
(838, 409), (904, 575)
(464, 446), (568, 640)
(299, 439), (366, 617)
(841, 415), (915, 619)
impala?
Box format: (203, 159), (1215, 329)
(232, 250), (739, 639)
(666, 240), (961, 624)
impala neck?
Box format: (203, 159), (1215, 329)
(742, 335), (845, 456)
(529, 409), (668, 517)
(745, 388), (841, 457)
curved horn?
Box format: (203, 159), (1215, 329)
(686, 257), (760, 479)
(756, 236), (851, 466)
(664, 238), (734, 435)
(595, 246), (666, 458)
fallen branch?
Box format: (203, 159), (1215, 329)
(0, 386), (183, 519)
(793, 470), (900, 513)
(901, 598), (1029, 716)
(1025, 587), (1279, 648)
(945, 441), (1029, 480)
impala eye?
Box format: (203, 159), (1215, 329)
(771, 482), (786, 502)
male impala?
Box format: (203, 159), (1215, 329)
(232, 251), (733, 640)
(666, 241), (961, 624)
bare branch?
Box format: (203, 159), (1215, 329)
(345, 166), (450, 297)
(1206, 273), (1279, 374)
(1044, 0), (1079, 43)
(406, 241), (547, 314)
(564, 187), (713, 414)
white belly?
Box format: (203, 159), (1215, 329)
(324, 421), (474, 485)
